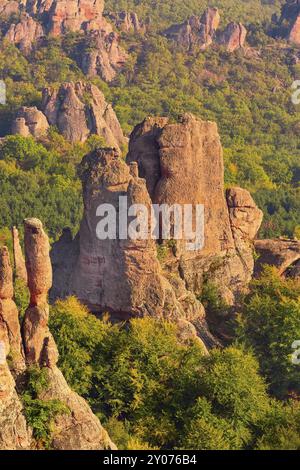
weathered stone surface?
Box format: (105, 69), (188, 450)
(107, 11), (145, 33)
(276, 1), (300, 44)
(0, 361), (31, 450)
(217, 22), (247, 52)
(164, 8), (220, 51)
(127, 114), (262, 304)
(0, 0), (20, 17)
(22, 218), (58, 367)
(42, 82), (127, 150)
(81, 30), (128, 82)
(12, 106), (49, 138)
(39, 366), (116, 450)
(12, 226), (28, 283)
(0, 246), (25, 372)
(254, 238), (300, 278)
(5, 14), (44, 54)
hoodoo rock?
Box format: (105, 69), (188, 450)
(217, 22), (247, 52)
(12, 227), (28, 283)
(254, 238), (300, 278)
(0, 247), (25, 373)
(107, 11), (145, 33)
(5, 14), (45, 54)
(20, 218), (116, 450)
(12, 106), (49, 138)
(42, 82), (127, 150)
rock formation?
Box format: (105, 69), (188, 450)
(276, 0), (300, 44)
(107, 11), (145, 33)
(254, 238), (300, 278)
(80, 30), (128, 82)
(164, 7), (247, 52)
(217, 22), (247, 52)
(11, 106), (49, 138)
(12, 226), (28, 283)
(5, 13), (45, 54)
(2, 0), (128, 82)
(42, 82), (127, 150)
(0, 246), (25, 373)
(127, 114), (262, 304)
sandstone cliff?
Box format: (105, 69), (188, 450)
(255, 238), (300, 278)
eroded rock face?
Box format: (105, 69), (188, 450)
(127, 114), (262, 303)
(12, 227), (28, 284)
(0, 246), (25, 373)
(254, 238), (300, 278)
(81, 30), (128, 82)
(0, 0), (20, 17)
(5, 14), (45, 54)
(42, 82), (127, 150)
(12, 106), (49, 138)
(164, 8), (220, 51)
(217, 22), (247, 52)
(107, 11), (145, 33)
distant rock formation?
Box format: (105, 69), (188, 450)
(41, 82), (127, 149)
(5, 13), (44, 54)
(255, 238), (300, 278)
(2, 0), (128, 82)
(107, 11), (145, 33)
(164, 7), (247, 52)
(11, 106), (49, 138)
(0, 217), (116, 450)
(217, 22), (247, 52)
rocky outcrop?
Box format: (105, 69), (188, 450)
(107, 11), (145, 33)
(254, 238), (300, 278)
(164, 8), (220, 51)
(42, 82), (127, 150)
(0, 0), (20, 17)
(80, 30), (128, 82)
(5, 14), (44, 54)
(127, 114), (262, 304)
(12, 226), (28, 283)
(164, 7), (247, 53)
(0, 246), (25, 373)
(276, 1), (300, 44)
(11, 106), (49, 138)
(217, 22), (247, 52)
(19, 217), (116, 450)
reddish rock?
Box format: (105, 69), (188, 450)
(107, 11), (145, 33)
(0, 247), (25, 373)
(5, 14), (45, 54)
(47, 0), (105, 35)
(12, 227), (28, 284)
(0, 0), (20, 17)
(217, 22), (247, 52)
(289, 14), (300, 44)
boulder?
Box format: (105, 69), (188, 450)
(11, 106), (49, 138)
(42, 82), (127, 150)
(254, 238), (300, 278)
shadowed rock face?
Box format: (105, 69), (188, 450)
(42, 82), (127, 149)
(276, 1), (300, 44)
(254, 238), (300, 278)
(107, 11), (145, 33)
